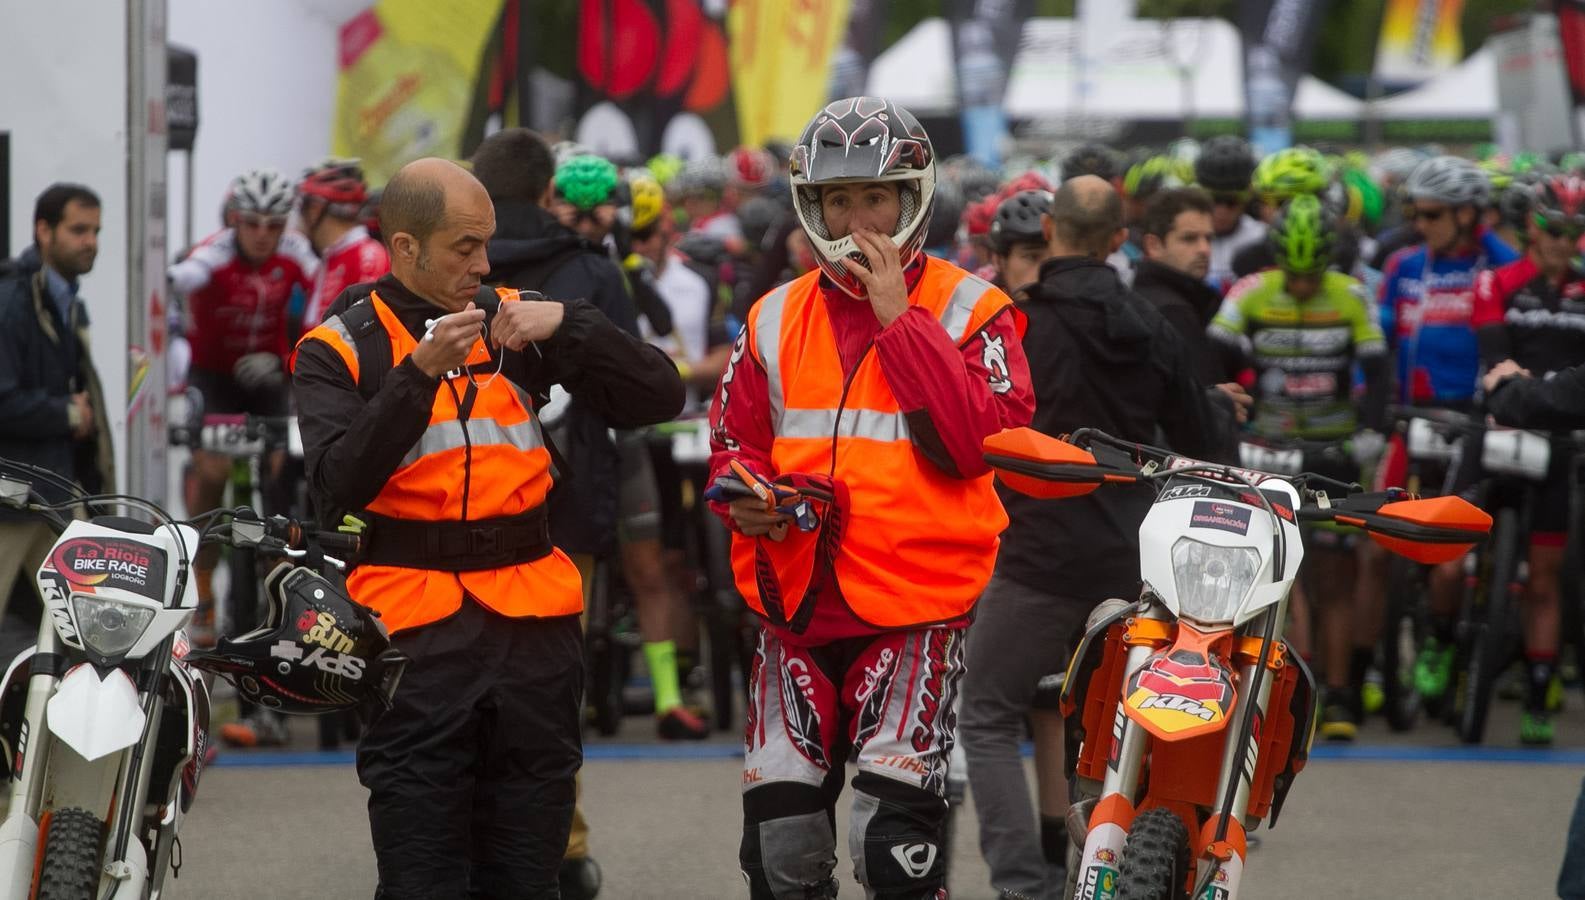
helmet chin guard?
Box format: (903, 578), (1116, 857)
(789, 97), (937, 299)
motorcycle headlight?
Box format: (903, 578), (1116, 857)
(1171, 538), (1262, 624)
(70, 595), (157, 659)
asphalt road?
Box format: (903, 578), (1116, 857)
(163, 703), (1582, 900)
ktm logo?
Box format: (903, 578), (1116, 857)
(1138, 694), (1216, 721)
(890, 842), (937, 878)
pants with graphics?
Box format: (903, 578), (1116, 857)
(358, 600), (584, 900)
(740, 625), (964, 900)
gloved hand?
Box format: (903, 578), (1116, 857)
(232, 352), (285, 393)
(1350, 428), (1387, 468)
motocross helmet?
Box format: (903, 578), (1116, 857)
(788, 96), (936, 299)
(990, 190), (1052, 254)
(184, 564), (407, 714)
(1269, 194), (1337, 276)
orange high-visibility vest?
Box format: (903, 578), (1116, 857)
(298, 288), (582, 633)
(731, 257), (1012, 630)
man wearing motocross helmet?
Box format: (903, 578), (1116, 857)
(709, 96), (1033, 900)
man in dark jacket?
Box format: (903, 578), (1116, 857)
(471, 129), (641, 570)
(468, 127), (644, 896)
(0, 183), (114, 627)
(1132, 187), (1250, 451)
(961, 176), (1233, 900)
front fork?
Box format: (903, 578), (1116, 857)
(1073, 606), (1282, 900)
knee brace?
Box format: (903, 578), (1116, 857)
(742, 782), (839, 900)
(848, 771), (948, 899)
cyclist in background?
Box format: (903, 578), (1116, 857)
(167, 167), (316, 746)
(1210, 195), (1390, 741)
(1232, 145), (1331, 278)
(1469, 173), (1585, 744)
(987, 189), (1053, 296)
(295, 157), (388, 333)
(1369, 159), (1517, 717)
(1194, 135), (1265, 293)
(167, 168), (315, 630)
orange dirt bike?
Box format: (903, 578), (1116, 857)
(981, 427), (1492, 900)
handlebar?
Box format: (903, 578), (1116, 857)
(214, 508), (361, 560)
(168, 413), (300, 457)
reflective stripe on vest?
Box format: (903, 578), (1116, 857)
(753, 268), (996, 436)
(330, 289), (582, 634)
(734, 260), (1013, 631)
(778, 407), (911, 443)
(398, 417), (547, 469)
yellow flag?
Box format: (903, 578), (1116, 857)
(728, 0), (852, 148)
(332, 0), (504, 184)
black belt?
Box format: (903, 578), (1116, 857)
(360, 507), (552, 572)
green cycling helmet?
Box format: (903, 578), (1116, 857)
(647, 152), (685, 187)
(1122, 154), (1189, 200)
(1253, 146), (1330, 204)
(556, 154), (620, 211)
(1270, 194), (1336, 276)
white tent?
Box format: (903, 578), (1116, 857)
(1372, 47), (1497, 119)
(867, 17), (1364, 122)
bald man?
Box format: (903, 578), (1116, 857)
(961, 175), (1232, 900)
(292, 158), (684, 898)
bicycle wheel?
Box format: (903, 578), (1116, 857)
(1380, 557), (1425, 732)
(1458, 506), (1521, 745)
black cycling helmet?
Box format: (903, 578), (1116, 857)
(925, 180), (965, 249)
(185, 565), (407, 714)
(1061, 142), (1122, 183)
(1195, 135), (1257, 193)
(674, 231), (729, 267)
(736, 196), (784, 252)
(990, 190), (1052, 254)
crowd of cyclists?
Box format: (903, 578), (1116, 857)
(161, 133), (1584, 767)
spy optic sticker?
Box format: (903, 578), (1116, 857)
(49, 537), (168, 600)
(1190, 501), (1252, 536)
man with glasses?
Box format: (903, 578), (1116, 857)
(1194, 135), (1266, 293)
(168, 168), (318, 686)
(1367, 158), (1517, 724)
(1467, 174), (1585, 745)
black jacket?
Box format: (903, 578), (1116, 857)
(0, 247), (113, 510)
(486, 200), (644, 555)
(1132, 259), (1223, 386)
(292, 274), (683, 531)
(1487, 366), (1585, 430)
(996, 257), (1230, 602)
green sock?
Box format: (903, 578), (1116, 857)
(644, 640), (682, 713)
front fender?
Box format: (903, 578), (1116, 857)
(46, 664), (147, 761)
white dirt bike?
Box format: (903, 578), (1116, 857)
(981, 427), (1491, 900)
(0, 459), (376, 899)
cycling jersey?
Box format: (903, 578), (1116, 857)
(1209, 214), (1267, 293)
(302, 225), (388, 330)
(1378, 230), (1518, 405)
(1472, 256), (1585, 377)
(1210, 269), (1387, 440)
(169, 229), (317, 373)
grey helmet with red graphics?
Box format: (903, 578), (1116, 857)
(789, 96), (936, 299)
(184, 564), (407, 714)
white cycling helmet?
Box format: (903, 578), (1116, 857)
(788, 96), (936, 300)
(229, 168), (295, 217)
(1404, 156), (1490, 207)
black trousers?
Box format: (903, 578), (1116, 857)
(358, 599), (585, 900)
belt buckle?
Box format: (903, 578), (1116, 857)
(469, 527), (500, 556)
